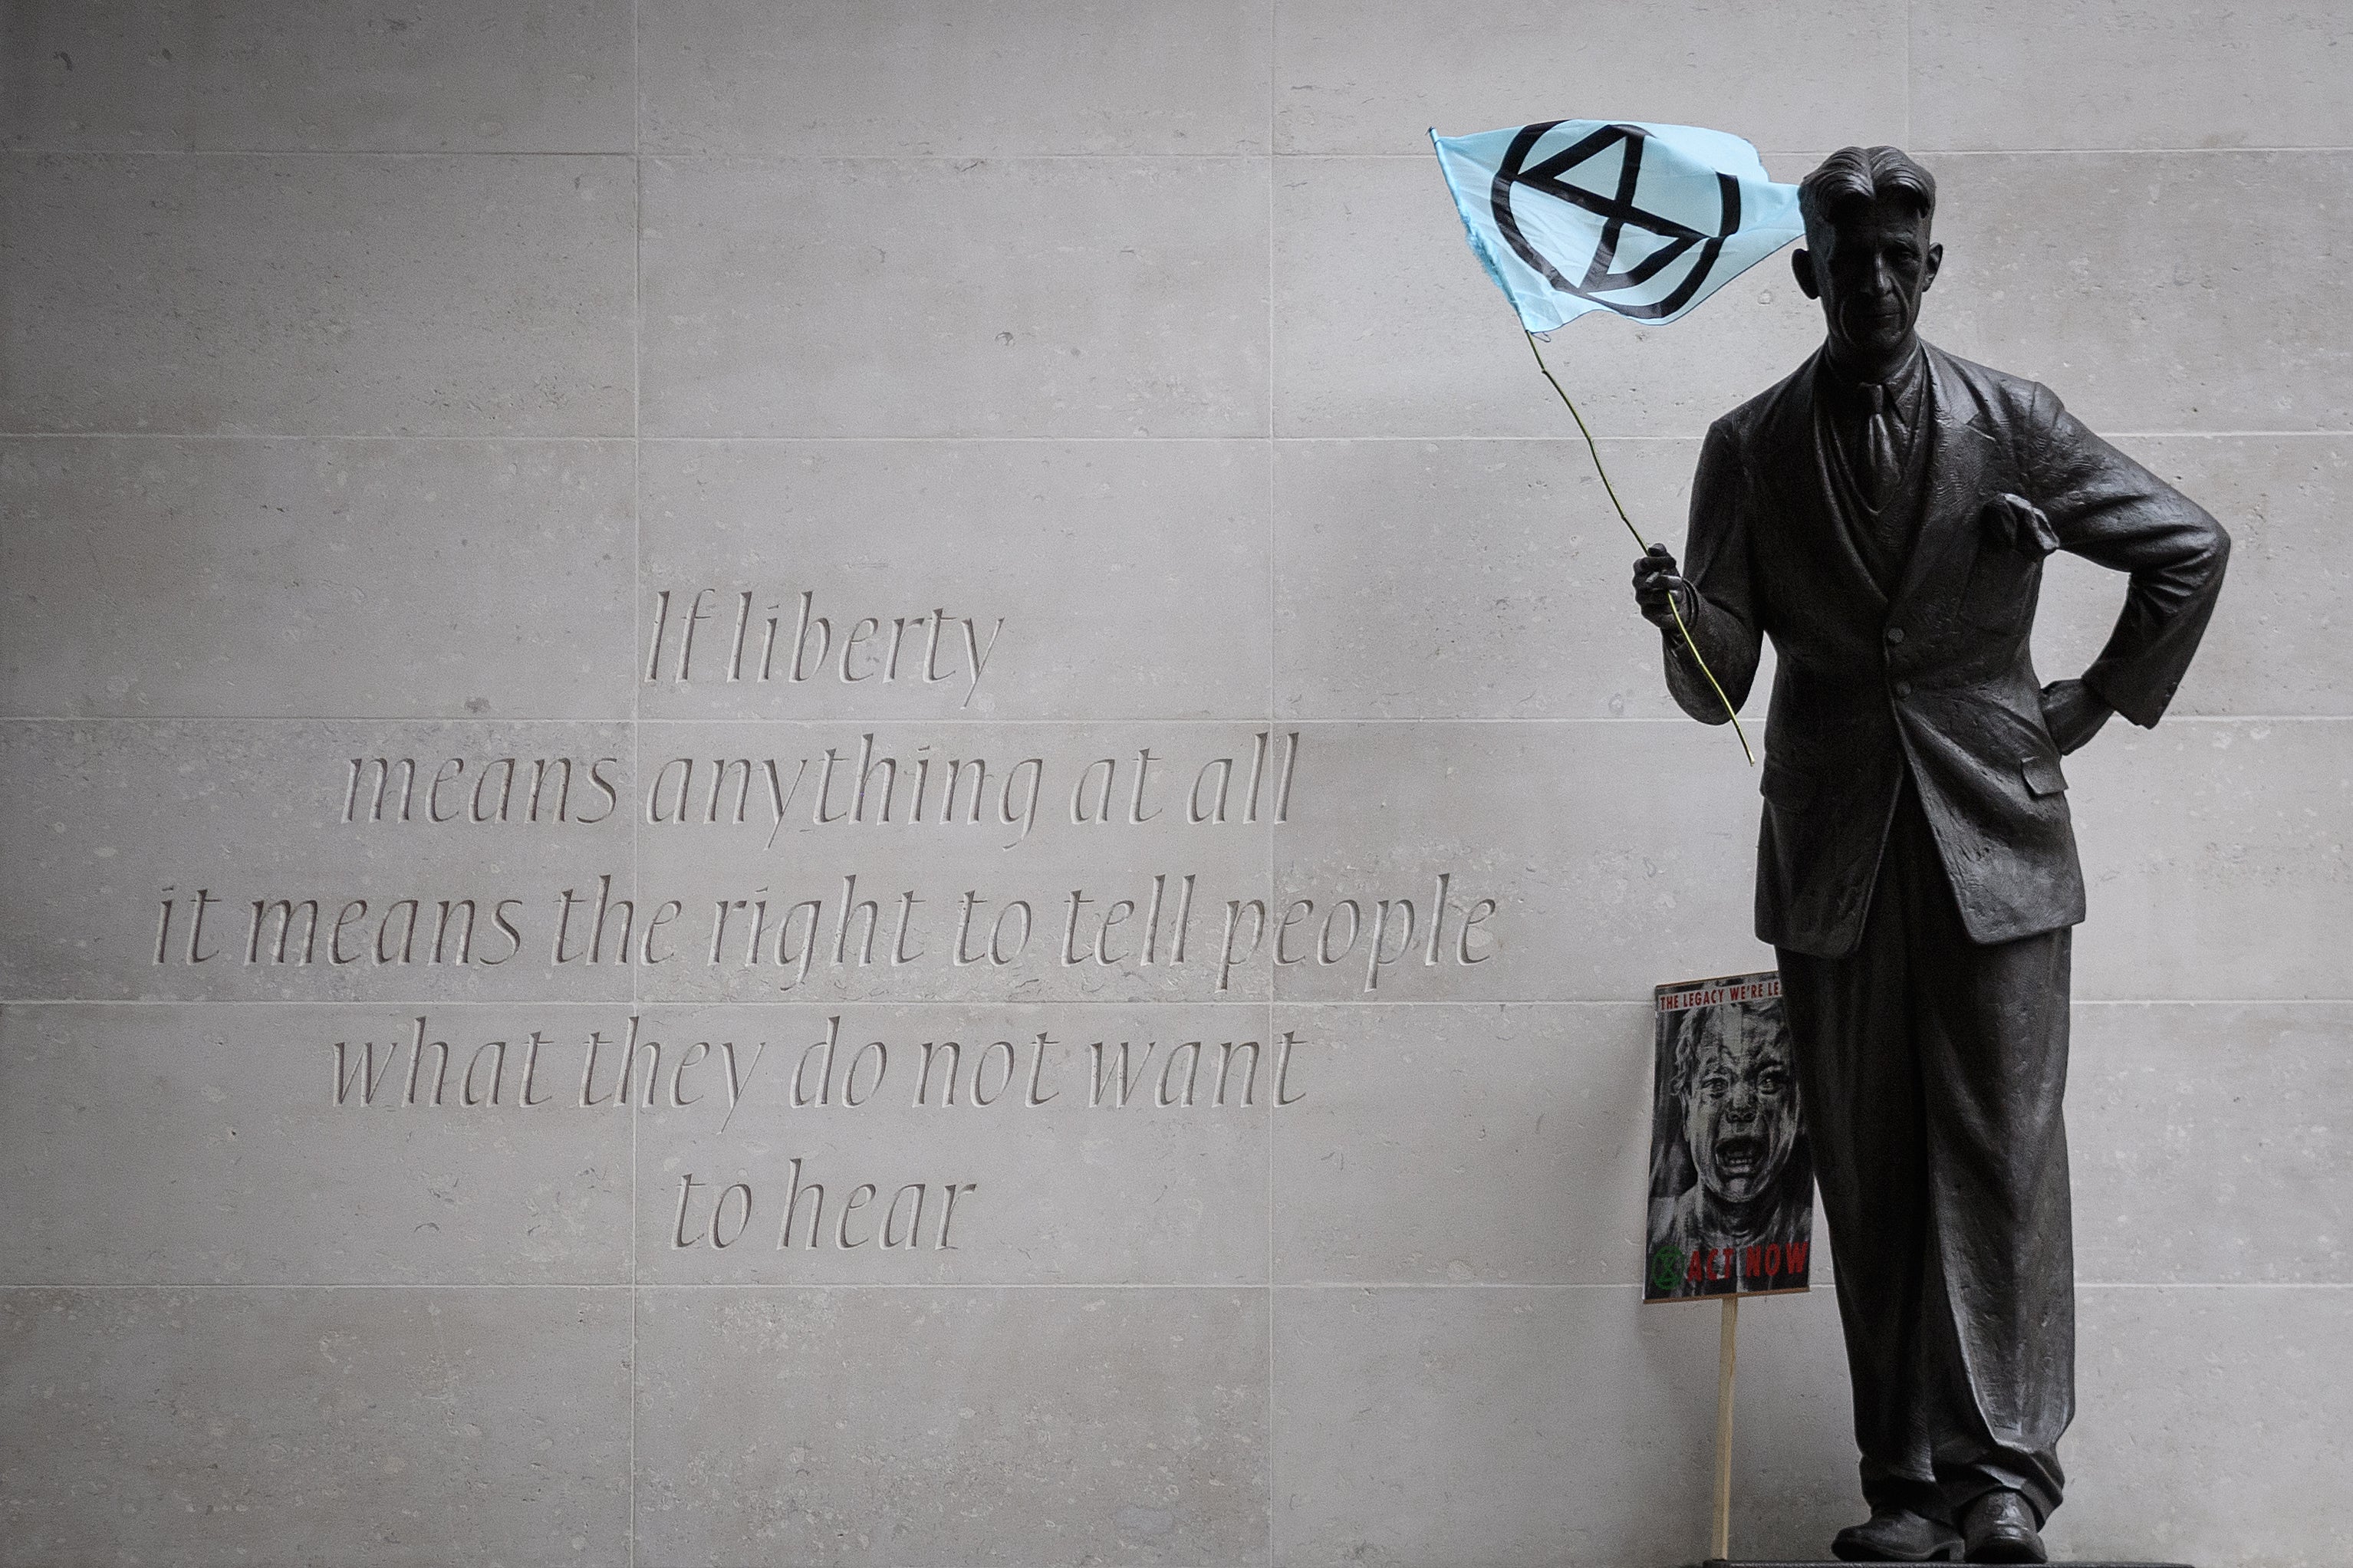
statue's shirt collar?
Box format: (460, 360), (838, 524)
(1815, 341), (1930, 430)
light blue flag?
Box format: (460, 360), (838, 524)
(1430, 120), (1803, 334)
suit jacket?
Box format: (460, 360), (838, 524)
(1667, 341), (2230, 958)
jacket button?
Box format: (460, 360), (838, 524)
(1894, 681), (1913, 698)
(1885, 626), (1906, 644)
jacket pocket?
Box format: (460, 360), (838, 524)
(1960, 541), (2043, 632)
(2020, 756), (2068, 798)
(1761, 761), (1818, 811)
(1961, 495), (2056, 632)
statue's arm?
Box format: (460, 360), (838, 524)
(2029, 387), (2233, 728)
(1633, 422), (1762, 722)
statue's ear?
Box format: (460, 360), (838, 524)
(1922, 241), (1944, 292)
(1791, 248), (1820, 300)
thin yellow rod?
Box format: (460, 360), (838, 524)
(1525, 331), (1753, 764)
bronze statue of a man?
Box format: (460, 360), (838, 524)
(1631, 147), (2229, 1564)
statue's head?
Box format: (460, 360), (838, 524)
(1675, 1001), (1800, 1211)
(1793, 146), (1943, 370)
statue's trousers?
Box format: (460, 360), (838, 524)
(1776, 772), (2075, 1523)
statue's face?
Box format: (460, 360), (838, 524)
(1795, 196), (1942, 365)
(1683, 1009), (1799, 1208)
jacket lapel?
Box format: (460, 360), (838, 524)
(1888, 346), (1999, 620)
(1756, 350), (1889, 616)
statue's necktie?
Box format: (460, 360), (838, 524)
(1861, 380), (1901, 511)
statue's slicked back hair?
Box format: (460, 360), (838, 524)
(1798, 146), (1937, 251)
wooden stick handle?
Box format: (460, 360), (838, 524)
(1713, 1292), (1739, 1562)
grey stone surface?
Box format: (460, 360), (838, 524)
(0, 719), (636, 1001)
(640, 156), (1270, 438)
(1272, 1284), (1723, 1566)
(1, 437), (637, 718)
(636, 1003), (1274, 1284)
(1276, 436), (1777, 719)
(2053, 1286), (2353, 1565)
(2032, 435), (2352, 718)
(0, 1004), (632, 1284)
(2, 0), (635, 153)
(1275, 1284), (2353, 1568)
(1272, 721), (1772, 1002)
(1272, 1003), (1654, 1284)
(2068, 720), (2353, 1000)
(640, 439), (1272, 720)
(1275, 0), (1903, 155)
(635, 1286), (1269, 1566)
(2072, 1003), (2353, 1284)
(0, 1287), (631, 1566)
(0, 153), (635, 436)
(1914, 0), (2353, 153)
(640, 0), (1272, 156)
(633, 720), (1278, 1003)
(1926, 151), (2353, 434)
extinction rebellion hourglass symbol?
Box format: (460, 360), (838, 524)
(1487, 121), (1746, 320)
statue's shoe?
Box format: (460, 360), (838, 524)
(1831, 1506), (1963, 1562)
(1958, 1490), (2048, 1563)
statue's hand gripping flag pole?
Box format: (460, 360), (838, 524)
(1430, 120), (1807, 765)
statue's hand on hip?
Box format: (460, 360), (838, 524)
(2039, 678), (2114, 754)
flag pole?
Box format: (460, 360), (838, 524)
(1525, 331), (1754, 764)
